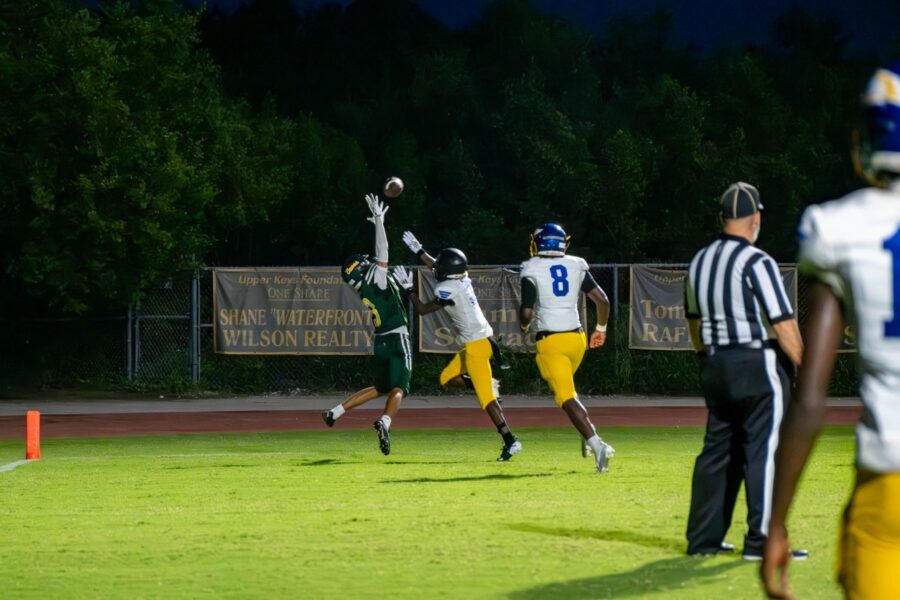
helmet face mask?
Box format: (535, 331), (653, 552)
(432, 248), (468, 281)
(341, 254), (371, 291)
(530, 223), (570, 257)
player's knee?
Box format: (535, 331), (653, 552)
(554, 388), (576, 407)
(441, 374), (463, 388)
(439, 369), (457, 386)
(476, 393), (495, 410)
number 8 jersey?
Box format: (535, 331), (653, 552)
(520, 254), (590, 332)
(798, 184), (900, 473)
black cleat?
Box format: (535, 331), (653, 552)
(322, 410), (336, 427)
(374, 419), (391, 455)
(497, 440), (522, 462)
(742, 548), (808, 562)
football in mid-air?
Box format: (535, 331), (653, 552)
(383, 177), (404, 198)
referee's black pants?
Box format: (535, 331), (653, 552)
(686, 346), (790, 556)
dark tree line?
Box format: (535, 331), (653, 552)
(0, 0), (892, 313)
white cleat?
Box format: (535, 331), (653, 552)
(491, 378), (501, 398)
(594, 441), (616, 474)
(497, 440), (522, 462)
(581, 438), (592, 457)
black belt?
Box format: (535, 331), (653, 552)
(535, 328), (583, 342)
(704, 340), (774, 356)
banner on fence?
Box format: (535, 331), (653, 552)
(213, 268), (372, 355)
(628, 265), (798, 351)
(417, 268), (586, 354)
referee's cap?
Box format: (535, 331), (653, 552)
(720, 182), (763, 219)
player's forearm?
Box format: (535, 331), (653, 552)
(770, 282), (842, 526)
(587, 287), (610, 328)
(519, 278), (536, 330)
(769, 393), (826, 526)
(373, 218), (388, 264)
(418, 251), (435, 268)
(519, 307), (534, 330)
(406, 292), (442, 315)
(772, 318), (803, 366)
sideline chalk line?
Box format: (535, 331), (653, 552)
(0, 459), (35, 473)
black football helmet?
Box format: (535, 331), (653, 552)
(433, 248), (468, 281)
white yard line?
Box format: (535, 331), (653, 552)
(0, 459), (33, 472)
(56, 451), (312, 461)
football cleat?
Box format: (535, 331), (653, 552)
(491, 378), (501, 399)
(742, 549), (808, 562)
(581, 438), (592, 457)
(497, 440), (522, 462)
(594, 440), (616, 474)
(690, 542), (735, 557)
(374, 419), (391, 455)
(322, 410), (336, 428)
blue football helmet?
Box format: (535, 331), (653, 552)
(862, 61), (900, 175)
(530, 223), (570, 257)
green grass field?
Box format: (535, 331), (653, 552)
(0, 427), (854, 599)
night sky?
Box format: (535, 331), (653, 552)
(187, 0), (900, 58)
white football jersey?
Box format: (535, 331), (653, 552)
(520, 255), (589, 332)
(434, 276), (493, 344)
(798, 183), (900, 473)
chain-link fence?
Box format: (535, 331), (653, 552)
(0, 264), (858, 395)
(0, 316), (130, 388)
(133, 275), (195, 384)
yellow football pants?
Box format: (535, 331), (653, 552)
(535, 331), (586, 405)
(439, 338), (496, 409)
(839, 470), (900, 599)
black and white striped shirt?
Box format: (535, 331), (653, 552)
(684, 234), (793, 346)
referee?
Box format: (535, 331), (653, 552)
(684, 182), (805, 561)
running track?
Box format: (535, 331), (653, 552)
(0, 406), (861, 440)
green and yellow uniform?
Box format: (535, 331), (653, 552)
(359, 264), (412, 395)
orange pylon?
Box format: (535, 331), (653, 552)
(26, 411), (40, 460)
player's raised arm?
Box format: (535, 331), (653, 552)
(402, 231), (436, 267)
(366, 193), (390, 265)
(365, 193), (390, 289)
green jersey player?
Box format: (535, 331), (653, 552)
(322, 193), (412, 456)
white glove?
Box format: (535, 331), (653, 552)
(366, 193), (389, 223)
(392, 266), (414, 291)
(402, 231), (423, 254)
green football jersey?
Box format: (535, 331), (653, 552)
(359, 264), (409, 334)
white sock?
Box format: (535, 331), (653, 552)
(380, 415), (392, 430)
(331, 405), (345, 419)
(586, 434), (604, 455)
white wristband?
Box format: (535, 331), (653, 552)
(594, 324), (607, 333)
